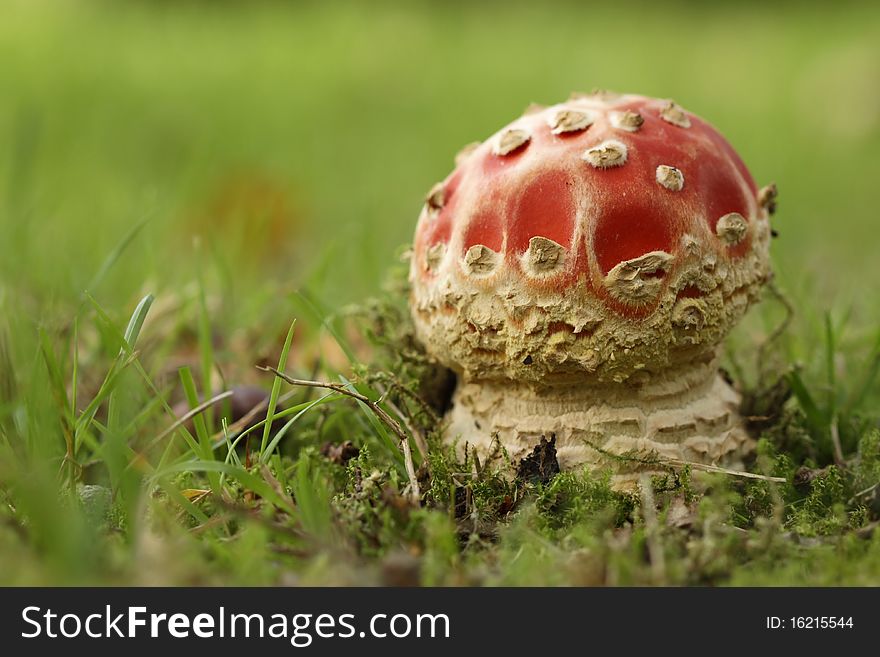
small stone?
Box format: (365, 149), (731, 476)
(493, 128), (531, 156)
(656, 165), (684, 191)
(582, 139), (628, 168)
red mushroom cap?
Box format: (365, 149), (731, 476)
(410, 92), (773, 383)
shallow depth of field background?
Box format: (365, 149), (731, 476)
(2, 0), (879, 314)
(1, 0), (879, 584)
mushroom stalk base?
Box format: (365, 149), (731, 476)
(444, 359), (753, 490)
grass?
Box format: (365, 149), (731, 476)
(1, 0), (879, 585)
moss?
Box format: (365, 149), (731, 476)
(534, 468), (634, 534)
(854, 429), (880, 494)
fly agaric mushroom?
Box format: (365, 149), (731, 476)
(409, 91), (775, 488)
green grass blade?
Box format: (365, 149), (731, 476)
(70, 317), (79, 432)
(37, 328), (75, 483)
(290, 455), (332, 539)
(220, 394), (339, 456)
(218, 418), (242, 490)
(844, 326), (880, 414)
(151, 460), (294, 514)
(179, 366), (220, 494)
(153, 477), (210, 525)
(289, 290), (355, 365)
(84, 215), (151, 296)
(107, 293), (154, 431)
(260, 393), (334, 463)
(86, 293), (200, 463)
(121, 294), (154, 355)
(37, 328), (70, 419)
(339, 375), (405, 472)
(89, 293), (154, 510)
(260, 319), (296, 456)
(195, 240), (216, 433)
(786, 367), (827, 434)
(823, 311), (837, 417)
(0, 325), (17, 445)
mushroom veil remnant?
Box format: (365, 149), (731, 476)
(409, 92), (774, 488)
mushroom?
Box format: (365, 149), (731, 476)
(409, 92), (774, 488)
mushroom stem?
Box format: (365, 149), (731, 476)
(444, 353), (752, 489)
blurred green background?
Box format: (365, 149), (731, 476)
(2, 0), (879, 311)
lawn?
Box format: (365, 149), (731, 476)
(1, 0), (879, 585)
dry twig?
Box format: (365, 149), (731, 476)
(664, 458), (786, 483)
(146, 389), (234, 451)
(257, 365), (420, 505)
(583, 439), (786, 483)
(757, 279), (795, 388)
